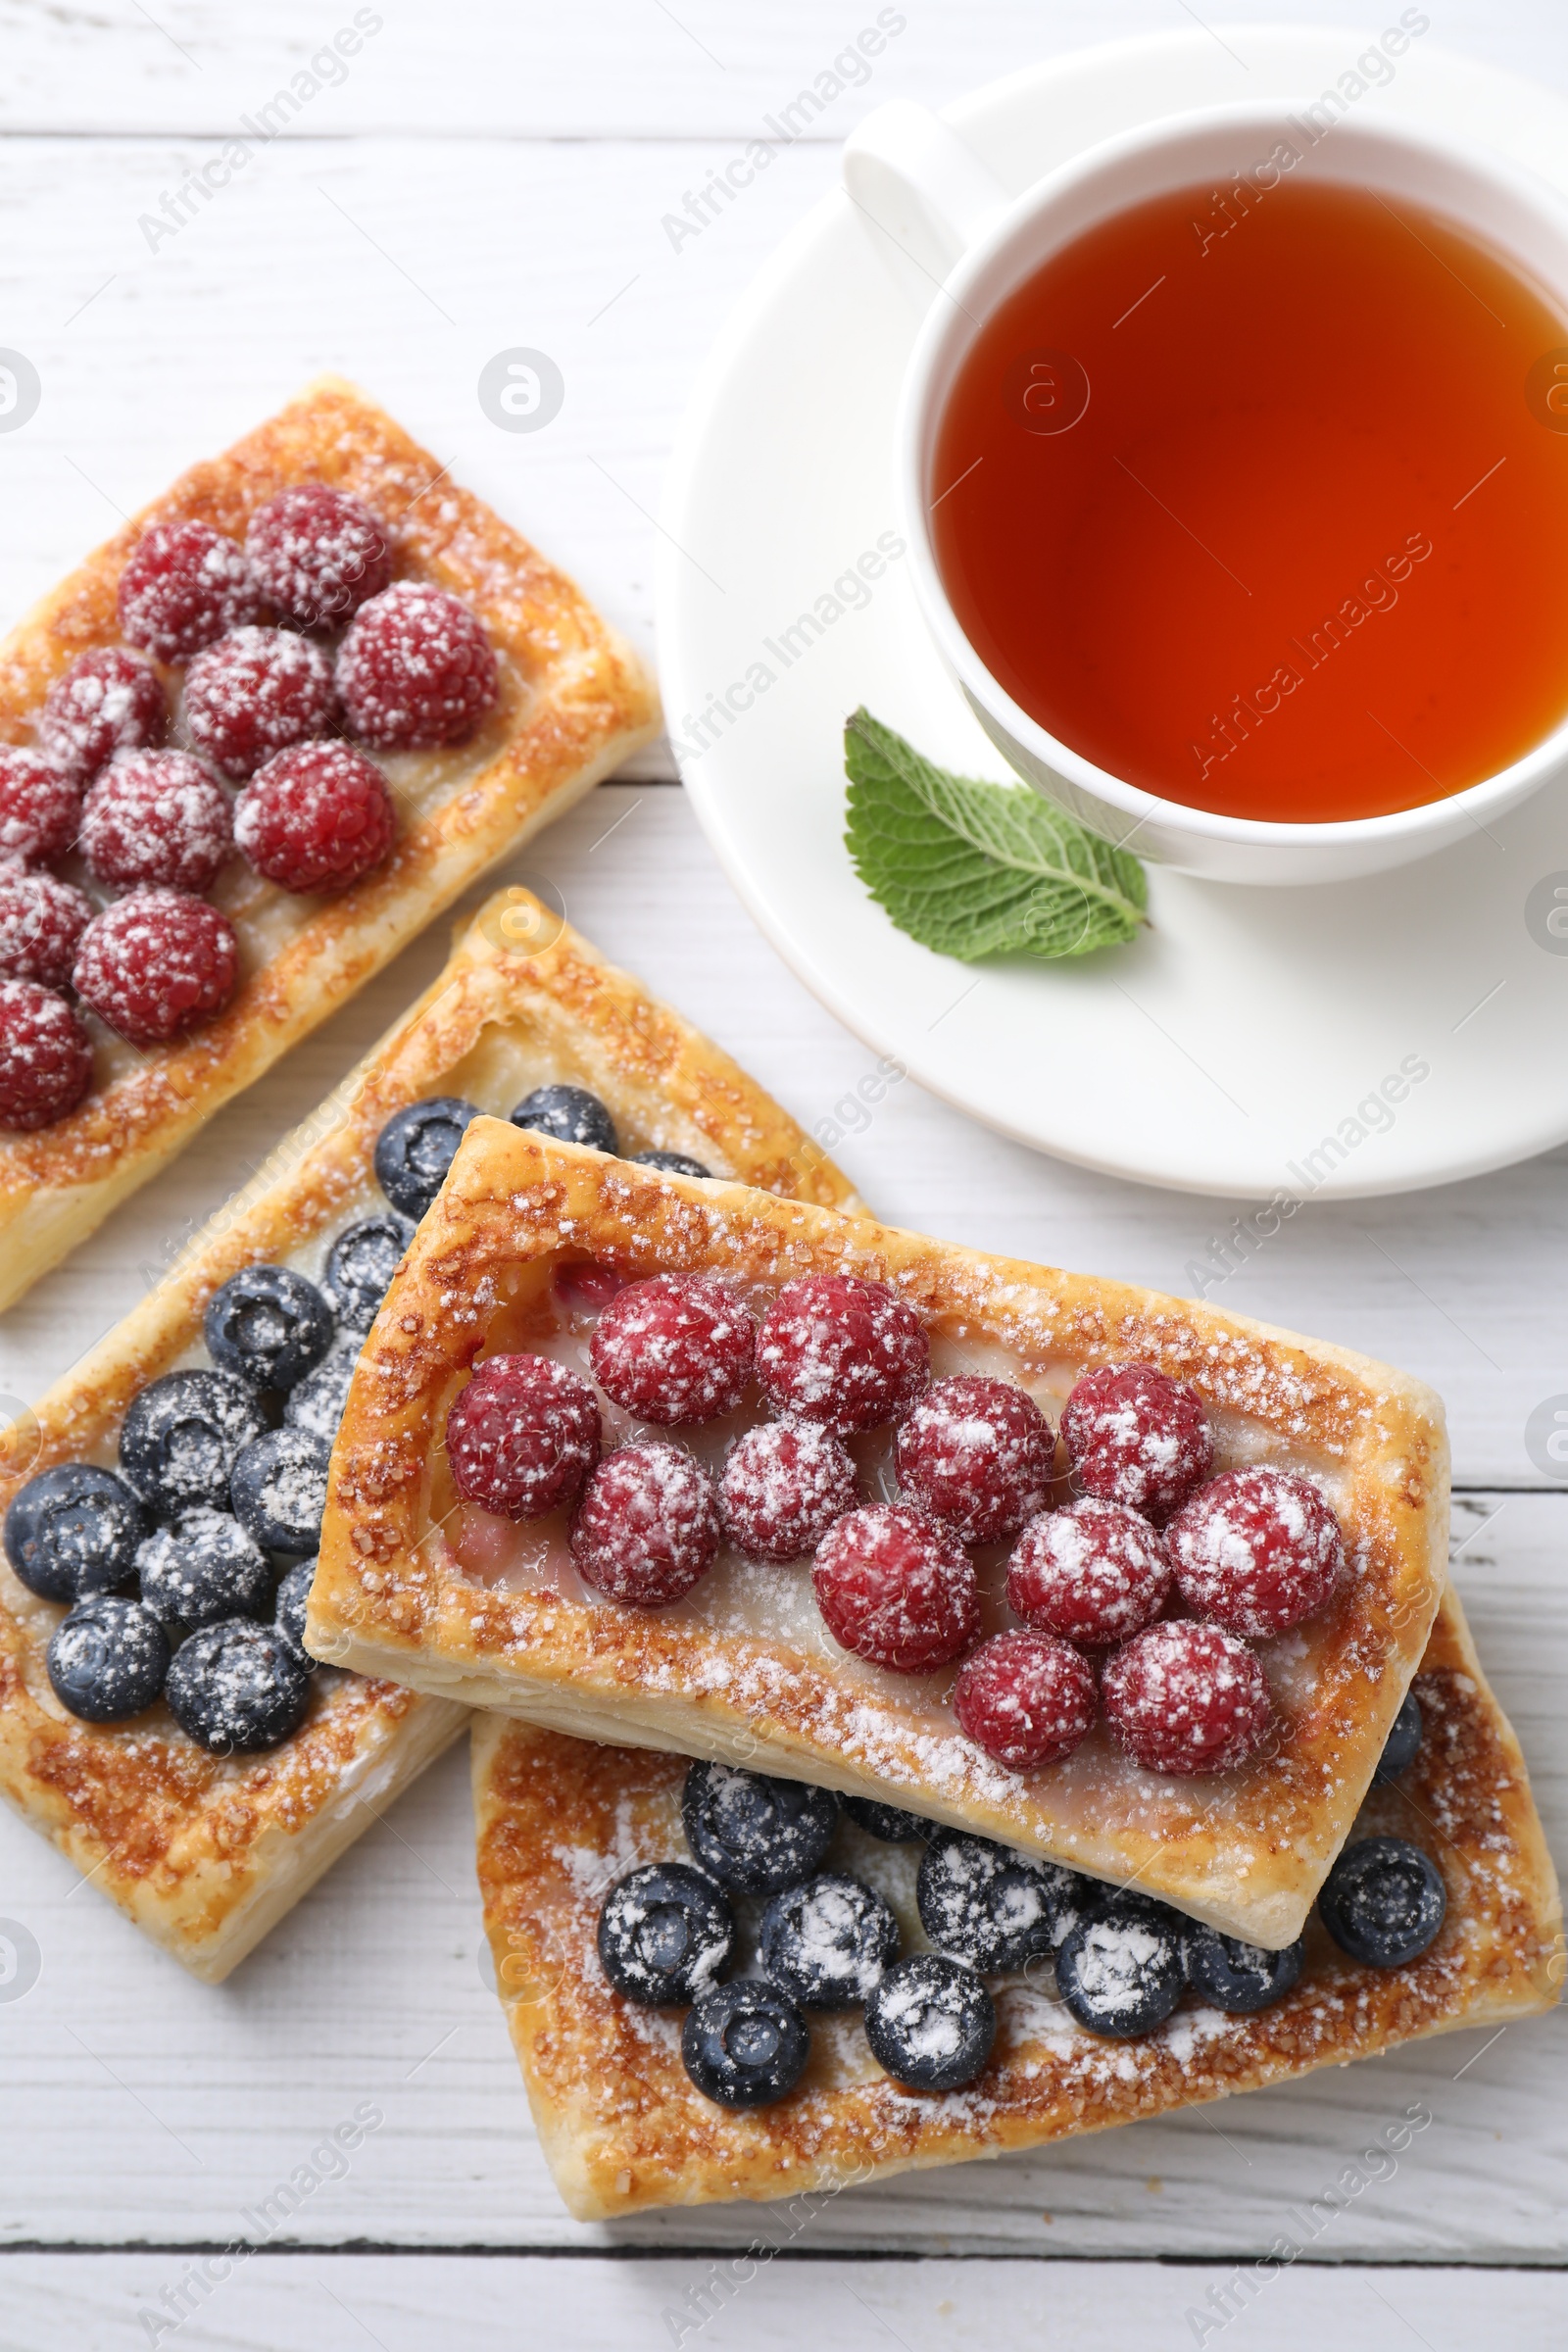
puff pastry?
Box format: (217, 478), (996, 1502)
(0, 888), (856, 1979)
(313, 1133), (1449, 1945)
(471, 1582), (1561, 2220)
(0, 375), (660, 1310)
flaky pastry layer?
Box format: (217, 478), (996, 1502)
(0, 890), (855, 1978)
(471, 1584), (1561, 2221)
(314, 1128), (1450, 1945)
(0, 375), (660, 1309)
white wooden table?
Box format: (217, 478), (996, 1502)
(1, 6), (1565, 2344)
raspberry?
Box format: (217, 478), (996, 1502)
(0, 979), (93, 1128)
(589, 1275), (756, 1426)
(1101, 1620), (1271, 1776)
(73, 889), (238, 1047)
(80, 751), (232, 894)
(896, 1374), (1055, 1544)
(570, 1440), (721, 1606)
(719, 1420), (858, 1562)
(245, 484), (393, 629)
(445, 1352), (601, 1522)
(811, 1503), (979, 1675)
(1167, 1468), (1345, 1639)
(1061, 1362), (1213, 1520)
(335, 580), (500, 750)
(37, 648), (167, 787)
(0, 868), (93, 989)
(234, 743), (397, 895)
(1007, 1496), (1173, 1649)
(553, 1259), (625, 1319)
(953, 1630), (1098, 1771)
(757, 1274), (928, 1435)
(0, 748), (82, 866)
(117, 518), (261, 662)
(183, 626), (337, 780)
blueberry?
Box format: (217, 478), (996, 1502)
(164, 1619), (311, 1753)
(119, 1370), (269, 1519)
(628, 1150), (711, 1178)
(135, 1508), (272, 1630)
(274, 1557), (318, 1669)
(916, 1830), (1065, 1971)
(322, 1211), (415, 1331)
(283, 1342), (361, 1443)
(681, 1980), (810, 2109)
(1036, 1865), (1103, 1953)
(46, 1593), (169, 1723)
(229, 1428), (331, 1555)
(1182, 1925), (1304, 2013)
(510, 1084), (618, 1155)
(1318, 1836), (1446, 1968)
(1372, 1690), (1423, 1787)
(681, 1761), (838, 1894)
(5, 1464), (147, 1601)
(372, 1097), (482, 1219)
(1054, 1897), (1187, 2037)
(597, 1862), (735, 2005)
(203, 1265), (335, 1392)
(842, 1795), (932, 1843)
(864, 1953), (996, 2091)
(760, 1871), (900, 2009)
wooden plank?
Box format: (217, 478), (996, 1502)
(1, 2251), (1564, 2352)
(0, 0), (1564, 136)
(0, 1488), (1559, 2256)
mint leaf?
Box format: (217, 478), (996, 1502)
(844, 708), (1147, 962)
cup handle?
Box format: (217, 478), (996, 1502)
(842, 99), (1011, 304)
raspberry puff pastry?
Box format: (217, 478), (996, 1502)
(0, 890), (855, 1979)
(312, 1134), (1449, 1947)
(0, 376), (659, 1309)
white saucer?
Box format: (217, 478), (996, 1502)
(658, 26), (1568, 1200)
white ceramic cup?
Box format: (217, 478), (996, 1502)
(844, 98), (1568, 885)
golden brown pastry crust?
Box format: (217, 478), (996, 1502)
(313, 1125), (1451, 1945)
(0, 890), (857, 1979)
(0, 375), (661, 1309)
(471, 1583), (1562, 2221)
